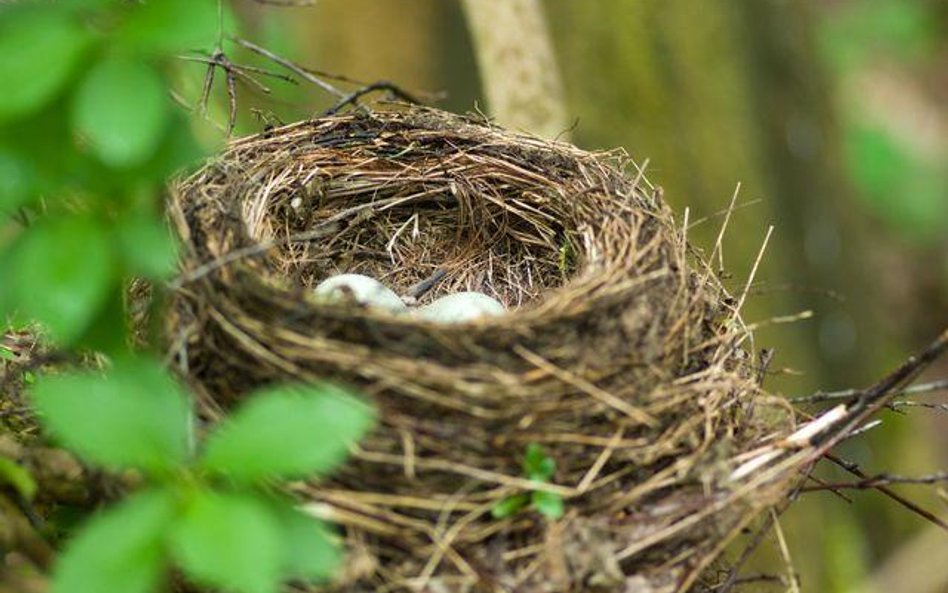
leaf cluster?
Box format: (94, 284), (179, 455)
(0, 0), (223, 346)
(31, 356), (374, 593)
(0, 3), (378, 592)
(491, 443), (565, 520)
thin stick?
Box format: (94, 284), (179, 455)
(790, 378), (948, 404)
(889, 400), (948, 412)
(734, 225), (774, 315)
(823, 453), (948, 531)
(711, 183), (741, 272)
(232, 37), (347, 99)
(810, 329), (948, 453)
(801, 470), (948, 492)
(716, 508), (781, 592)
(169, 223), (340, 288)
(324, 81), (423, 115)
(687, 197), (762, 231)
(770, 508), (800, 593)
(405, 269), (447, 301)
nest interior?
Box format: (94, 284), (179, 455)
(169, 106), (797, 593)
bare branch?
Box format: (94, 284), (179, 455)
(324, 81), (424, 115)
(802, 470), (948, 492)
(823, 452), (948, 531)
(790, 378), (948, 404)
(232, 37), (347, 99)
(198, 53), (216, 116)
(225, 61), (237, 135)
(890, 400), (948, 413)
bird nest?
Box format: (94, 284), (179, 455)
(167, 106), (799, 593)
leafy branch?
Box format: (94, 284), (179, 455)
(0, 1), (379, 592)
(32, 357), (374, 593)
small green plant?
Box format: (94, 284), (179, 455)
(30, 355), (374, 593)
(491, 443), (564, 520)
(557, 238), (574, 275)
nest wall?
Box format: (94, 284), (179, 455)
(168, 107), (797, 592)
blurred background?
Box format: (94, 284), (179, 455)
(197, 0), (948, 590)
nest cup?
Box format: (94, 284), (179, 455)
(169, 106), (796, 592)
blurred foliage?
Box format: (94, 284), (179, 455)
(0, 1), (374, 591)
(819, 0), (948, 243)
(819, 1), (936, 69)
(844, 123), (948, 237)
(0, 0), (214, 348)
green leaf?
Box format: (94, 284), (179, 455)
(490, 493), (530, 519)
(819, 1), (934, 72)
(522, 443), (555, 482)
(0, 100), (81, 202)
(199, 383), (374, 483)
(52, 488), (175, 593)
(271, 503), (341, 582)
(119, 0), (224, 55)
(146, 111), (210, 179)
(8, 216), (114, 343)
(0, 145), (38, 213)
(844, 123), (947, 239)
(116, 213), (179, 279)
(74, 290), (129, 355)
(169, 491), (283, 593)
(0, 8), (93, 122)
(0, 457), (37, 501)
(31, 356), (192, 473)
(530, 491), (564, 520)
(72, 57), (169, 167)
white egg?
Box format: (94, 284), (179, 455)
(412, 292), (506, 324)
(314, 273), (407, 313)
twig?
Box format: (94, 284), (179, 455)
(197, 53), (216, 116)
(718, 477), (809, 592)
(889, 400), (948, 413)
(716, 509), (780, 592)
(179, 54), (295, 85)
(169, 223), (340, 289)
(180, 49), (283, 134)
(801, 470), (948, 492)
(404, 269), (447, 301)
(734, 225), (774, 316)
(810, 328), (948, 452)
(686, 197), (763, 232)
(823, 452), (948, 531)
(225, 57), (237, 134)
(747, 282), (846, 303)
(710, 183), (741, 273)
(755, 348), (775, 386)
(713, 574), (786, 591)
(790, 378), (948, 404)
(770, 508), (800, 593)
(171, 190), (441, 289)
(231, 37), (347, 99)
(806, 473), (853, 503)
(324, 81), (423, 115)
